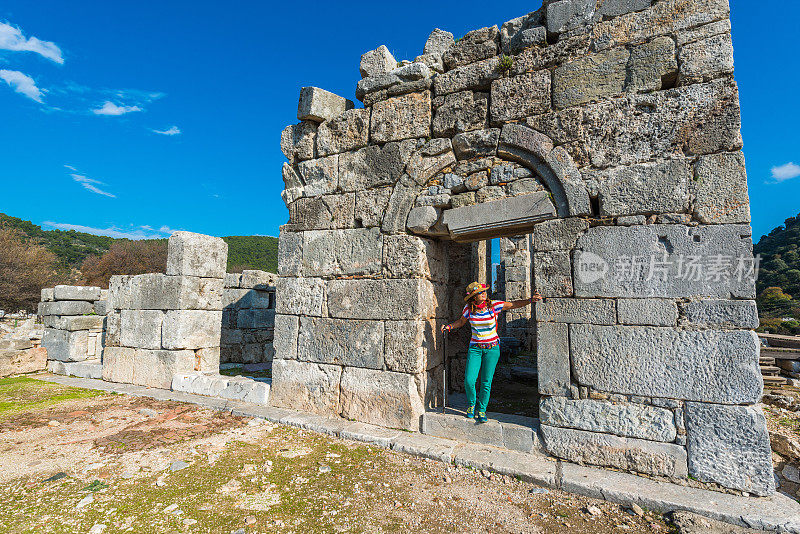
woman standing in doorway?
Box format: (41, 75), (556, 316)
(441, 282), (541, 423)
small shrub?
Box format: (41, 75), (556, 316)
(499, 54), (514, 74)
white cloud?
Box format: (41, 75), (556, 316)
(41, 221), (171, 240)
(92, 101), (142, 116)
(771, 162), (800, 183)
(68, 169), (116, 198)
(0, 69), (43, 102)
(0, 22), (63, 64)
(152, 125), (181, 136)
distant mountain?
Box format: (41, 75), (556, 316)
(0, 213), (278, 273)
(754, 212), (800, 334)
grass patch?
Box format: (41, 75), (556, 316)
(0, 376), (107, 419)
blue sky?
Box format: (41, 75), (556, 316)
(0, 1), (797, 242)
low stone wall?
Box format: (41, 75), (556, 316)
(39, 285), (107, 378)
(221, 270), (277, 364)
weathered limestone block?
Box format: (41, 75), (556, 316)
(406, 144), (457, 186)
(196, 346), (220, 372)
(540, 425), (688, 478)
(383, 235), (444, 280)
(692, 151), (750, 224)
(500, 11), (546, 54)
(385, 319), (441, 374)
(43, 315), (105, 331)
(355, 187), (393, 228)
(443, 192), (556, 241)
(0, 347), (46, 377)
(287, 194), (355, 231)
(617, 298), (678, 326)
(535, 298), (615, 325)
(38, 301), (94, 316)
(537, 322), (570, 396)
(677, 19), (731, 47)
(340, 367), (424, 431)
(406, 206), (440, 236)
(540, 397), (677, 442)
(236, 309), (275, 329)
(531, 218), (588, 250)
(280, 121), (317, 164)
(298, 317), (384, 369)
(595, 0), (652, 18)
(240, 270), (276, 289)
(42, 328), (89, 362)
(275, 277), (325, 317)
(432, 91), (488, 137)
(533, 250), (572, 297)
(545, 0), (596, 34)
(132, 349), (196, 389)
(281, 163), (303, 206)
(53, 285), (101, 301)
(452, 129), (500, 160)
(120, 309), (164, 350)
(685, 403), (775, 496)
(475, 186), (504, 203)
(598, 159), (691, 217)
(434, 56), (501, 95)
(370, 91), (431, 143)
(270, 359), (342, 415)
(381, 182), (417, 235)
(443, 26), (499, 69)
(327, 279), (435, 320)
(414, 53), (444, 74)
(125, 273), (223, 311)
(339, 140), (417, 192)
(102, 346), (136, 384)
(302, 228), (382, 277)
(357, 63), (433, 106)
(297, 87), (354, 123)
(105, 311), (120, 347)
(316, 108), (370, 157)
(678, 33), (734, 85)
(553, 48), (630, 109)
(297, 155), (338, 197)
(574, 224), (756, 299)
(682, 299), (758, 329)
(161, 310), (223, 350)
(0, 339), (33, 350)
(41, 287), (54, 302)
(360, 45), (396, 78)
(48, 359), (102, 379)
(424, 28), (455, 56)
(166, 231), (228, 279)
(273, 314), (299, 360)
(277, 228), (303, 277)
(626, 36), (677, 92)
(571, 324), (762, 403)
(490, 71), (551, 123)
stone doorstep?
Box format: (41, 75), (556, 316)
(32, 374), (800, 534)
(421, 409), (542, 454)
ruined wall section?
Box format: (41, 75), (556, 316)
(221, 270), (277, 364)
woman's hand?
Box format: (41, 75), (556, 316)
(530, 291), (543, 303)
(441, 324), (452, 334)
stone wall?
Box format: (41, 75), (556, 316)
(39, 285), (108, 379)
(222, 270), (277, 364)
(103, 232), (227, 389)
(275, 0), (773, 496)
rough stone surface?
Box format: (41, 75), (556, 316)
(161, 310), (223, 350)
(685, 403), (776, 496)
(273, 314), (299, 360)
(383, 235), (444, 280)
(617, 299), (679, 326)
(297, 155), (338, 197)
(534, 298), (615, 325)
(316, 108), (370, 156)
(0, 347), (46, 376)
(370, 91), (431, 143)
(53, 285), (101, 302)
(42, 328), (89, 362)
(693, 151), (750, 224)
(166, 232), (228, 279)
(288, 194), (356, 231)
(38, 301), (94, 316)
(339, 367), (424, 431)
(301, 228), (382, 277)
(531, 218), (589, 251)
(627, 36), (677, 92)
(360, 45), (396, 78)
(533, 250), (572, 297)
(452, 129), (500, 160)
(424, 28), (455, 56)
(119, 310), (164, 350)
(384, 320), (439, 374)
(540, 397), (677, 442)
(553, 48), (629, 109)
(541, 424), (688, 478)
(275, 277), (325, 317)
(598, 159), (691, 217)
(432, 91), (488, 137)
(682, 299), (759, 329)
(679, 33), (734, 85)
(536, 322), (570, 396)
(443, 191), (555, 241)
(406, 206), (440, 235)
(122, 274), (223, 311)
(297, 87), (354, 123)
(571, 325), (762, 404)
(270, 359), (341, 415)
(434, 57), (500, 95)
(326, 279), (434, 320)
(280, 121), (317, 164)
(355, 187), (393, 228)
(490, 70), (551, 123)
(339, 141), (416, 192)
(443, 26), (499, 69)
(297, 317), (384, 369)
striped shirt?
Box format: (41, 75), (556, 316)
(462, 301), (506, 346)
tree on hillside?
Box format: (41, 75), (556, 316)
(81, 240), (168, 287)
(0, 227), (59, 312)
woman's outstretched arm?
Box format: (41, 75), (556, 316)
(441, 316), (468, 333)
(502, 291), (543, 311)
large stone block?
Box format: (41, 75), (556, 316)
(280, 121), (317, 164)
(685, 403), (775, 496)
(360, 45), (396, 78)
(119, 309), (164, 350)
(626, 36), (677, 92)
(316, 108), (370, 157)
(442, 191), (556, 242)
(442, 26), (498, 69)
(385, 319), (441, 374)
(240, 270), (277, 290)
(531, 218), (588, 251)
(298, 317), (384, 369)
(383, 235), (445, 281)
(287, 193), (356, 232)
(0, 347), (46, 377)
(678, 33), (734, 85)
(340, 367), (424, 431)
(53, 285), (102, 302)
(452, 128), (500, 160)
(302, 228), (382, 277)
(357, 63), (433, 106)
(273, 314), (299, 360)
(41, 287), (54, 302)
(570, 324), (762, 404)
(370, 91), (431, 143)
(535, 298), (615, 325)
(326, 279), (435, 320)
(490, 71), (551, 123)
(275, 277), (325, 316)
(132, 349), (196, 389)
(161, 310), (223, 350)
(236, 309), (275, 329)
(166, 231), (228, 279)
(540, 424), (688, 478)
(682, 299), (758, 329)
(598, 159), (691, 217)
(617, 298), (678, 326)
(277, 228), (303, 276)
(297, 86), (354, 123)
(433, 56), (501, 95)
(540, 397), (677, 442)
(432, 91), (488, 138)
(38, 301), (94, 317)
(552, 48), (629, 109)
(338, 140), (416, 192)
(42, 328), (89, 362)
(533, 250), (572, 297)
(424, 28), (455, 56)
(573, 224), (757, 299)
(692, 151), (750, 224)
(43, 315), (105, 331)
(125, 273), (223, 311)
(269, 359), (342, 415)
(102, 346), (136, 384)
(297, 155), (339, 197)
(536, 322), (570, 396)
(355, 187), (393, 228)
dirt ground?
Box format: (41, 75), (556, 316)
(0, 376), (692, 534)
(763, 384), (800, 500)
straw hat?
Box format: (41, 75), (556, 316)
(464, 282), (489, 302)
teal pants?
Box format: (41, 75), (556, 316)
(464, 344), (501, 413)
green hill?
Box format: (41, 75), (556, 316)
(754, 212), (800, 334)
(0, 213), (278, 273)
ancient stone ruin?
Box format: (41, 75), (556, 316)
(275, 0), (774, 496)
